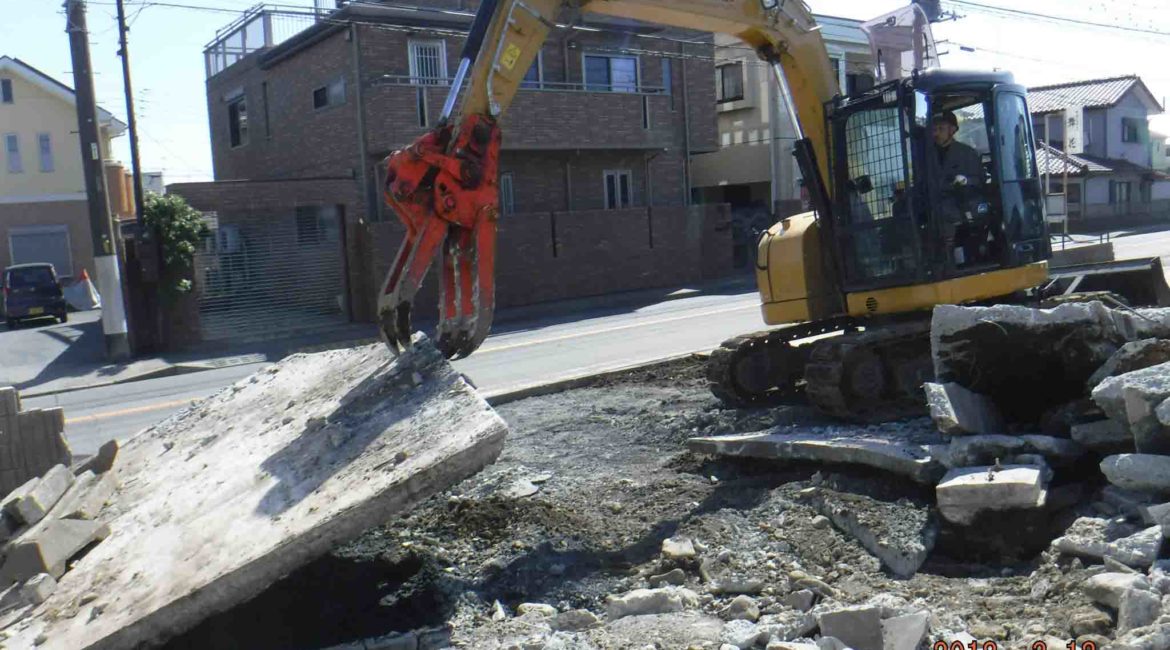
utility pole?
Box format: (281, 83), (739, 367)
(65, 0), (131, 359)
(115, 0), (146, 226)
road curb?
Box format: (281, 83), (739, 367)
(483, 349), (712, 407)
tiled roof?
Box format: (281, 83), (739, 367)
(1027, 75), (1162, 114)
(1036, 142), (1162, 177)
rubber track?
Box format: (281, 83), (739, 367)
(803, 319), (933, 422)
(706, 318), (852, 408)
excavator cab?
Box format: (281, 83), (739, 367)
(826, 69), (1050, 294)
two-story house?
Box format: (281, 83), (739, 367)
(0, 56), (131, 282)
(1029, 75), (1170, 226)
(170, 1), (726, 344)
(688, 15), (873, 265)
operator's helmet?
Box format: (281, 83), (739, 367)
(932, 110), (959, 130)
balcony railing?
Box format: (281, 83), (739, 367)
(373, 74), (666, 96)
(203, 5), (320, 78)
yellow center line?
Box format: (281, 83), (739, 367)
(474, 302), (757, 355)
(66, 397), (198, 425)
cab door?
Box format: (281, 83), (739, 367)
(989, 84), (1050, 266)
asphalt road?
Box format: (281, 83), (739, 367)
(23, 289), (762, 456)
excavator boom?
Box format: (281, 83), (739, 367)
(379, 0), (838, 358)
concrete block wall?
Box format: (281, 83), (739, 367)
(0, 388), (72, 497)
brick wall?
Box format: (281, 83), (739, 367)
(359, 203), (732, 322)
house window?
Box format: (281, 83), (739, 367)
(228, 96), (248, 148)
(603, 170), (632, 209)
(4, 134), (21, 174)
(584, 55), (638, 93)
(0, 79), (11, 104)
(499, 172), (515, 215)
(1122, 118), (1141, 143)
(846, 73), (875, 95)
(716, 62), (744, 103)
(296, 205), (341, 244)
(521, 53), (542, 89)
(1111, 180), (1133, 204)
(409, 40), (447, 85)
(313, 78), (346, 109)
(37, 133), (52, 173)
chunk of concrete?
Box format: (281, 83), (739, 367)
(20, 573), (56, 605)
(882, 611), (930, 650)
(3, 337), (510, 650)
(662, 536), (697, 561)
(782, 590), (815, 612)
(0, 518), (109, 582)
(1072, 419), (1134, 453)
(935, 466), (1046, 525)
(818, 606), (883, 650)
(1083, 572), (1151, 609)
(1111, 623), (1170, 650)
(72, 440), (118, 476)
(1053, 516), (1142, 561)
(1093, 364), (1170, 454)
(552, 609), (600, 631)
(722, 595), (760, 622)
(1089, 339), (1170, 389)
(1119, 587), (1162, 632)
(924, 383), (1006, 436)
(3, 465), (74, 526)
(1101, 455), (1170, 494)
(808, 489), (937, 578)
(49, 471), (115, 521)
(1107, 526), (1164, 569)
(941, 435), (1084, 469)
(1143, 503), (1170, 536)
(606, 587), (700, 620)
(688, 425), (947, 485)
(721, 619), (763, 649)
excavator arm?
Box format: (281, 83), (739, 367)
(379, 0), (839, 358)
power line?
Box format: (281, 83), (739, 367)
(947, 0), (1170, 38)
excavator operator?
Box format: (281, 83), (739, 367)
(932, 110), (984, 270)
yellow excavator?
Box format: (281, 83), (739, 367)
(379, 0), (1168, 421)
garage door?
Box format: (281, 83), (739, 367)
(192, 208), (348, 342)
(9, 226), (73, 280)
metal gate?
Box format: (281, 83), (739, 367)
(193, 207), (347, 342)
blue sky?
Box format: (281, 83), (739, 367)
(3, 0), (1169, 183)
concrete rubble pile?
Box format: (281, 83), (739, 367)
(0, 387), (74, 495)
(0, 335), (509, 650)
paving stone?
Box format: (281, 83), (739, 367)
(1101, 455), (1170, 494)
(818, 606), (883, 650)
(1120, 588), (1162, 632)
(3, 336), (510, 650)
(1070, 417), (1136, 453)
(935, 466), (1046, 525)
(688, 427), (947, 485)
(50, 471), (115, 521)
(1083, 572), (1152, 609)
(0, 518), (110, 583)
(606, 587), (700, 619)
(4, 465), (74, 526)
(882, 611), (930, 650)
(923, 383), (1006, 436)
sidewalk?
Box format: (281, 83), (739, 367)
(4, 274), (757, 397)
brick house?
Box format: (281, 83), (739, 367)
(170, 1), (728, 343)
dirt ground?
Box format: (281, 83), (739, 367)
(165, 356), (1110, 650)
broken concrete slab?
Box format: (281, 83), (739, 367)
(1143, 503), (1170, 537)
(1089, 339), (1170, 389)
(931, 302), (1157, 424)
(1083, 572), (1151, 609)
(817, 606), (883, 650)
(935, 466), (1046, 525)
(688, 422), (947, 485)
(881, 611), (930, 650)
(1107, 526), (1164, 569)
(923, 383), (1006, 436)
(940, 435), (1083, 469)
(1120, 588), (1162, 632)
(0, 517), (109, 583)
(1101, 454), (1170, 494)
(20, 575), (55, 606)
(1072, 419), (1134, 453)
(1053, 516), (1142, 561)
(4, 336), (509, 650)
(49, 471), (115, 521)
(3, 465), (74, 526)
(1093, 364), (1170, 454)
(806, 489), (937, 578)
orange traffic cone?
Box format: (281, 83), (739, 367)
(78, 268), (91, 282)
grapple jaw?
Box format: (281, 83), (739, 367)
(378, 114), (502, 360)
